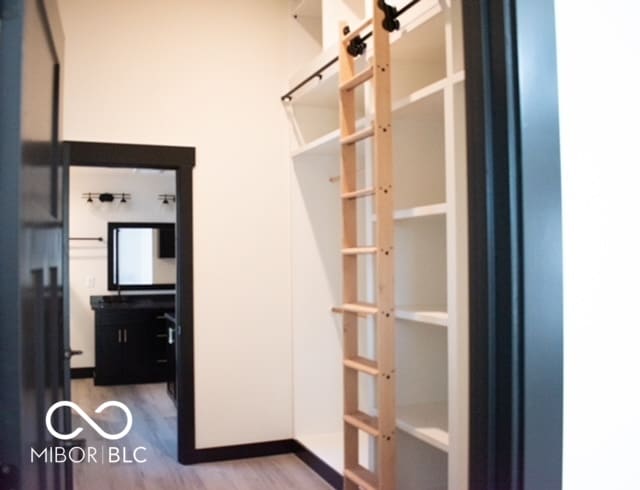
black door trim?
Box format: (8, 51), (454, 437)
(463, 1), (563, 489)
(63, 140), (197, 464)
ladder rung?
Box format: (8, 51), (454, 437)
(344, 466), (379, 490)
(342, 187), (375, 200)
(331, 306), (367, 318)
(344, 411), (380, 437)
(342, 247), (377, 255)
(341, 302), (378, 315)
(341, 125), (374, 145)
(343, 18), (373, 44)
(340, 66), (374, 92)
(344, 356), (379, 376)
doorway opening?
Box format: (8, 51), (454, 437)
(63, 142), (196, 471)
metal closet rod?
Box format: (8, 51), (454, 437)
(281, 0), (422, 102)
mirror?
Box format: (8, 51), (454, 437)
(108, 222), (176, 290)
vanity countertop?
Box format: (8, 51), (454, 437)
(90, 294), (175, 311)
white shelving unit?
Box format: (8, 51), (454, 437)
(286, 1), (468, 488)
(297, 431), (372, 473)
(397, 402), (449, 452)
(395, 306), (448, 327)
(291, 0), (323, 63)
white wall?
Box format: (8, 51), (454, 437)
(59, 0), (292, 448)
(69, 167), (176, 368)
(556, 1), (640, 489)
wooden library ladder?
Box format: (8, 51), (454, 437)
(335, 2), (395, 488)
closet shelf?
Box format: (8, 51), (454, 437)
(384, 2), (444, 64)
(289, 67), (339, 108)
(373, 203), (447, 222)
(396, 306), (448, 327)
(292, 0), (321, 18)
(292, 75), (449, 159)
(291, 128), (340, 158)
(295, 431), (371, 474)
(292, 116), (369, 159)
(393, 78), (446, 120)
(397, 402), (449, 453)
(291, 72), (454, 158)
(452, 69), (465, 84)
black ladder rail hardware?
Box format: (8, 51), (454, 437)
(281, 0), (422, 102)
(346, 0), (418, 58)
(281, 58), (333, 102)
(69, 237), (104, 242)
(395, 0), (421, 18)
(377, 0), (400, 32)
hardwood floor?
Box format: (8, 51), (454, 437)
(71, 379), (331, 490)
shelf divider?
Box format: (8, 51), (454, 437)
(396, 306), (448, 327)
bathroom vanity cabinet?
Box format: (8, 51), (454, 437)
(91, 295), (175, 385)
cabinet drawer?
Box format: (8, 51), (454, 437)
(95, 309), (151, 326)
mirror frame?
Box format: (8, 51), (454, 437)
(107, 221), (176, 291)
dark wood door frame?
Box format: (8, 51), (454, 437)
(62, 141), (197, 464)
(463, 1), (563, 489)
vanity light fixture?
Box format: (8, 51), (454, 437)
(82, 192), (131, 203)
(158, 194), (176, 204)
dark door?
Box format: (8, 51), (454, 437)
(0, 1), (69, 489)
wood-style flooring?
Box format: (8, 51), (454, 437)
(71, 379), (330, 490)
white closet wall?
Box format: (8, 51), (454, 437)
(59, 0), (294, 449)
(287, 1), (468, 487)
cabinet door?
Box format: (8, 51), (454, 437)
(121, 324), (151, 382)
(95, 324), (124, 385)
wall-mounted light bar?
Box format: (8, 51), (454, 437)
(82, 192), (131, 203)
